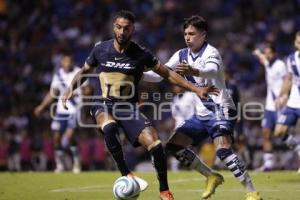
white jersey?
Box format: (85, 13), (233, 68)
(51, 67), (82, 114)
(171, 92), (200, 127)
(165, 42), (236, 116)
(286, 51), (300, 108)
(263, 58), (287, 111)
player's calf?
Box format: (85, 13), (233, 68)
(148, 140), (169, 192)
(166, 142), (213, 177)
(216, 148), (257, 193)
(103, 122), (130, 176)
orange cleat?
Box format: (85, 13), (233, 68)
(160, 190), (174, 200)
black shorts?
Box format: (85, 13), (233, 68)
(90, 101), (151, 147)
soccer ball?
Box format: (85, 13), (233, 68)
(113, 176), (141, 200)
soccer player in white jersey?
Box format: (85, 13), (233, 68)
(143, 15), (262, 200)
(253, 44), (287, 171)
(274, 31), (300, 173)
(34, 51), (82, 173)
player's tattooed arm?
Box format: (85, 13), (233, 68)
(62, 63), (93, 110)
(34, 88), (59, 116)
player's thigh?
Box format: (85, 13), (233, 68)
(51, 114), (69, 134)
(90, 102), (114, 129)
(261, 110), (277, 130)
(64, 128), (75, 139)
(64, 114), (77, 138)
(167, 131), (194, 147)
(172, 116), (208, 146)
(116, 109), (152, 147)
(275, 107), (298, 136)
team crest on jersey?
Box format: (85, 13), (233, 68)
(102, 61), (134, 69)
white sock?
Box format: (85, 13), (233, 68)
(241, 172), (256, 192)
(223, 153), (256, 192)
(190, 155), (212, 177)
(170, 157), (179, 171)
(263, 152), (274, 169)
(55, 150), (64, 169)
(70, 146), (80, 167)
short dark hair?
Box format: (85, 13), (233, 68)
(60, 49), (73, 57)
(265, 43), (276, 53)
(183, 15), (208, 32)
(113, 10), (135, 23)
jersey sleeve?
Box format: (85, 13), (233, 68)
(286, 56), (293, 73)
(278, 61), (288, 78)
(142, 71), (163, 82)
(165, 50), (180, 69)
(85, 43), (100, 67)
(50, 73), (60, 90)
(142, 49), (160, 71)
(205, 49), (222, 69)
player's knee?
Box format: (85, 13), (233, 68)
(213, 135), (232, 149)
(274, 125), (287, 137)
(216, 148), (233, 161)
(148, 140), (166, 161)
(102, 122), (119, 135)
(165, 142), (184, 156)
(147, 140), (162, 152)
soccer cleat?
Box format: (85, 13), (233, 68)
(72, 164), (81, 174)
(246, 191), (263, 200)
(72, 162), (81, 174)
(160, 190), (174, 200)
(201, 172), (224, 199)
(54, 163), (64, 173)
(127, 173), (149, 191)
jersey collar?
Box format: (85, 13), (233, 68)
(189, 41), (208, 62)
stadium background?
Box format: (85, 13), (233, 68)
(0, 0), (300, 172)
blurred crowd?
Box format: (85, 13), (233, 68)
(0, 0), (300, 171)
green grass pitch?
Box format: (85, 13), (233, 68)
(0, 171), (299, 200)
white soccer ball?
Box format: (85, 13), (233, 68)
(113, 176), (141, 200)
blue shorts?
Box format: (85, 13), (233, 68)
(51, 113), (77, 134)
(176, 109), (237, 146)
(277, 106), (300, 127)
(261, 110), (277, 129)
(90, 101), (151, 147)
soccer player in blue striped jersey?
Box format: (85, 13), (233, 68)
(253, 44), (287, 171)
(144, 15), (262, 200)
(34, 50), (82, 173)
(275, 31), (300, 173)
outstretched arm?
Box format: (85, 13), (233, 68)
(252, 48), (268, 66)
(62, 63), (93, 109)
(142, 71), (164, 82)
(34, 88), (58, 116)
(175, 62), (218, 78)
(153, 64), (219, 98)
